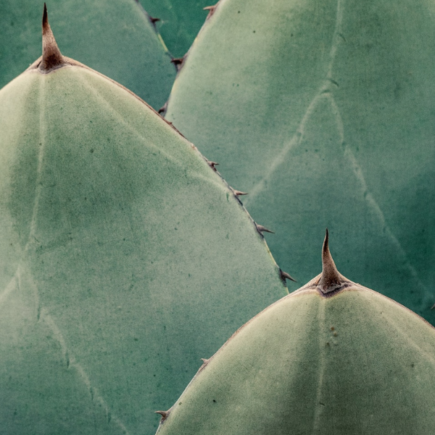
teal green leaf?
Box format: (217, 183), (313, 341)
(138, 0), (212, 58)
(0, 0), (175, 109)
(166, 0), (435, 322)
(0, 29), (286, 434)
(155, 238), (435, 435)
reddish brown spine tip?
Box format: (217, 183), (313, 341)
(40, 3), (64, 72)
(318, 229), (343, 294)
(280, 269), (296, 283)
(256, 224), (274, 234)
(201, 358), (210, 364)
(233, 190), (248, 196)
(150, 16), (160, 24)
(204, 4), (217, 18)
(155, 410), (169, 422)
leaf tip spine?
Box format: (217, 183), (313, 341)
(40, 3), (64, 72)
(318, 229), (344, 295)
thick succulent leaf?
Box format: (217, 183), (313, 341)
(156, 281), (435, 435)
(138, 0), (212, 58)
(166, 0), (435, 322)
(0, 266), (122, 435)
(0, 61), (286, 434)
(0, 0), (175, 108)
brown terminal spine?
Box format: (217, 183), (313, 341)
(40, 3), (64, 72)
(317, 229), (344, 294)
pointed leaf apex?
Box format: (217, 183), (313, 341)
(40, 3), (64, 72)
(318, 229), (343, 294)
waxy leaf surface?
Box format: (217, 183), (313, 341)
(0, 56), (286, 434)
(156, 276), (435, 435)
(139, 0), (212, 58)
(166, 0), (435, 322)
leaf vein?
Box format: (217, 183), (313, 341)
(38, 303), (132, 435)
(246, 0), (346, 203)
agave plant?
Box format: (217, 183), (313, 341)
(165, 0), (435, 323)
(155, 231), (435, 435)
(0, 0), (175, 108)
(0, 7), (289, 434)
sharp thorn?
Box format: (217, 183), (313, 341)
(201, 358), (210, 364)
(158, 102), (168, 114)
(256, 224), (274, 234)
(40, 3), (64, 72)
(280, 269), (296, 283)
(318, 229), (343, 294)
(206, 159), (219, 171)
(155, 410), (169, 422)
(233, 190), (248, 196)
(150, 16), (160, 23)
(42, 2), (48, 25)
(203, 4), (217, 18)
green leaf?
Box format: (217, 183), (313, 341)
(0, 0), (175, 109)
(138, 0), (212, 58)
(0, 32), (287, 434)
(166, 0), (435, 323)
(155, 239), (435, 434)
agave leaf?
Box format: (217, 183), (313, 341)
(155, 234), (435, 435)
(0, 0), (175, 108)
(0, 12), (287, 434)
(166, 0), (435, 322)
(138, 0), (213, 58)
